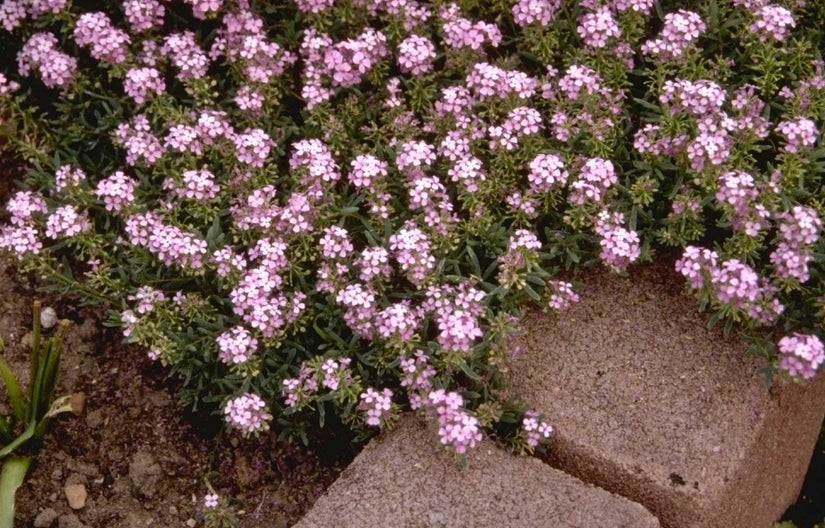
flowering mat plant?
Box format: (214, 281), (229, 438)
(0, 0), (824, 500)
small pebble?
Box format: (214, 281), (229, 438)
(64, 483), (87, 510)
(40, 307), (58, 329)
(33, 508), (59, 528)
(186, 519), (197, 528)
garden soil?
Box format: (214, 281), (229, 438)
(0, 161), (356, 528)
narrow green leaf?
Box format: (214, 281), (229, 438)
(28, 302), (42, 421)
(521, 283), (542, 302)
(466, 245), (481, 277)
(0, 357), (24, 424)
(458, 360), (482, 382)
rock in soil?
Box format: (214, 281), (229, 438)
(33, 508), (59, 528)
(128, 450), (163, 499)
(64, 483), (88, 510)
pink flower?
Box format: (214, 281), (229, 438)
(224, 393), (271, 435)
(778, 333), (824, 380)
(397, 35), (436, 75)
(512, 0), (560, 26)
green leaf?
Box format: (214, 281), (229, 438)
(0, 416), (12, 445)
(466, 245), (481, 277)
(457, 360), (482, 382)
(521, 283), (542, 302)
(0, 456), (30, 528)
(0, 357), (25, 424)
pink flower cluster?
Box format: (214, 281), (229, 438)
(424, 389), (482, 454)
(770, 206), (822, 283)
(165, 168), (220, 201)
(547, 281), (579, 311)
(570, 157), (617, 205)
(522, 411), (553, 448)
(512, 0), (560, 27)
(543, 65), (622, 143)
(123, 0), (165, 33)
(528, 153), (568, 194)
(73, 12), (130, 64)
(397, 35), (436, 75)
(95, 171), (139, 213)
(210, 10), (296, 84)
(641, 10), (706, 62)
(440, 3), (501, 51)
(358, 387), (394, 426)
(778, 333), (824, 380)
(124, 212), (209, 270)
(498, 229), (542, 285)
(290, 138), (341, 188)
(54, 165), (86, 192)
(0, 0), (66, 31)
(335, 283), (378, 338)
(5, 190), (47, 226)
(423, 281), (486, 355)
(466, 62), (538, 101)
(389, 222), (436, 285)
(233, 128), (272, 168)
(324, 27), (389, 88)
(749, 4), (795, 42)
(400, 350), (437, 409)
(163, 31), (209, 81)
(224, 392), (271, 435)
(577, 7), (621, 49)
(45, 205), (91, 239)
(281, 358), (353, 408)
(17, 32), (77, 89)
(184, 0), (223, 20)
(594, 211), (641, 271)
(775, 117), (818, 154)
(216, 326), (258, 365)
(128, 286), (165, 315)
(0, 73), (19, 95)
(660, 79), (726, 117)
(114, 115), (165, 166)
(210, 246), (247, 278)
(0, 190), (46, 258)
(165, 122), (203, 156)
(357, 246), (392, 283)
(677, 248), (784, 325)
(294, 0), (334, 13)
(123, 67), (165, 104)
(488, 106), (543, 151)
(319, 226), (354, 260)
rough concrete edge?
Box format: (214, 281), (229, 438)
(538, 362), (825, 528)
(294, 414), (663, 528)
(713, 372), (825, 527)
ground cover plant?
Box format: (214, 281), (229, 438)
(0, 0), (824, 514)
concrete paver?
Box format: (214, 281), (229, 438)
(509, 260), (825, 528)
(294, 415), (660, 528)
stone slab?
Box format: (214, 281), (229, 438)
(294, 415), (660, 528)
(508, 260), (825, 528)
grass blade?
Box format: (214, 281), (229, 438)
(27, 301), (42, 423)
